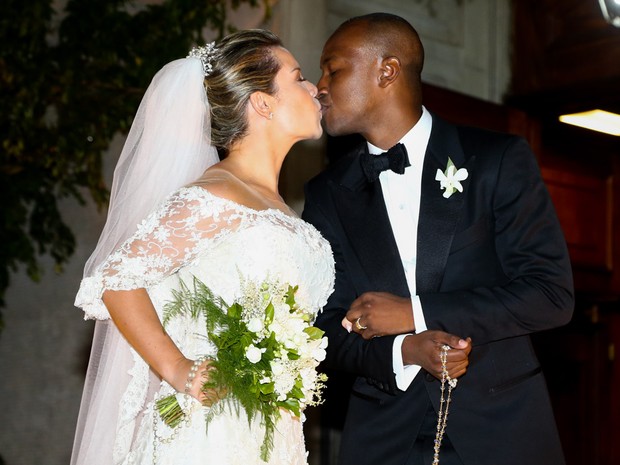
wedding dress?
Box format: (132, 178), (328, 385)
(74, 184), (335, 465)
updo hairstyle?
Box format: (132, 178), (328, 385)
(206, 29), (283, 157)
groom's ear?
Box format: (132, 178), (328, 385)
(249, 91), (273, 120)
(378, 56), (400, 88)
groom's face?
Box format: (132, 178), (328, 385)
(317, 23), (380, 138)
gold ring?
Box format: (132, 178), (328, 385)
(355, 317), (367, 331)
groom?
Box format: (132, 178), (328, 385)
(302, 12), (574, 465)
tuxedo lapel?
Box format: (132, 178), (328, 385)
(331, 146), (410, 296)
(417, 116), (474, 294)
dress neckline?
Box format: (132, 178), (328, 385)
(184, 185), (303, 223)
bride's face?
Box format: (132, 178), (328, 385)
(270, 47), (323, 141)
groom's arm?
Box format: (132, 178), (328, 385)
(303, 181), (469, 393)
(302, 182), (397, 385)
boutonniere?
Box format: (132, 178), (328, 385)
(435, 157), (468, 199)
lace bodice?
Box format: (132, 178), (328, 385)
(74, 186), (335, 465)
(76, 186), (334, 322)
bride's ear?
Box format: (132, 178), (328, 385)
(249, 91), (274, 120)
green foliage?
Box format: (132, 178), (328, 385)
(0, 0), (267, 327)
(159, 277), (280, 460)
(157, 277), (326, 462)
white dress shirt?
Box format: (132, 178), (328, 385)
(367, 106), (432, 390)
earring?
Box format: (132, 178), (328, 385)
(269, 112), (273, 120)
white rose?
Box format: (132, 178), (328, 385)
(245, 345), (265, 364)
(247, 317), (264, 333)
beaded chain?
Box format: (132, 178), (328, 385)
(185, 356), (207, 393)
(152, 356), (207, 464)
(433, 345), (458, 465)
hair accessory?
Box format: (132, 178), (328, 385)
(188, 42), (218, 76)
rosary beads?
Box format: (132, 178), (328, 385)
(433, 345), (458, 465)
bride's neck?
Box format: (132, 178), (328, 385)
(218, 155), (280, 198)
(223, 141), (286, 197)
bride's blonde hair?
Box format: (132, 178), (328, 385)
(205, 29), (283, 157)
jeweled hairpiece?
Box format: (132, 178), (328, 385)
(187, 42), (218, 77)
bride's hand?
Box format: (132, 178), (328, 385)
(172, 358), (227, 407)
(196, 362), (228, 407)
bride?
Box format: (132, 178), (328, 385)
(71, 29), (334, 465)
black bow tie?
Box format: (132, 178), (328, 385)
(360, 143), (411, 182)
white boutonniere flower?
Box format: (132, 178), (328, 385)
(435, 157), (468, 198)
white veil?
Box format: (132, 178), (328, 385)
(71, 56), (219, 464)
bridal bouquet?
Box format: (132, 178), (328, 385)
(156, 276), (328, 461)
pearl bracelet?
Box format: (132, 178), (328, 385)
(184, 356), (208, 394)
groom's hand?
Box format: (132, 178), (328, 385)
(344, 291), (415, 339)
(402, 332), (472, 380)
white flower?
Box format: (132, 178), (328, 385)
(435, 157), (468, 198)
(271, 360), (285, 376)
(245, 345), (266, 364)
(247, 317), (264, 333)
(300, 336), (328, 362)
(269, 320), (285, 340)
(285, 330), (308, 350)
(313, 337), (328, 362)
(270, 313), (307, 348)
(300, 367), (317, 391)
(271, 359), (296, 400)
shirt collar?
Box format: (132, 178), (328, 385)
(367, 106), (433, 164)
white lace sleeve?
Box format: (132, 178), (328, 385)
(75, 186), (239, 320)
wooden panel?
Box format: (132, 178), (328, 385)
(541, 167), (613, 271)
(422, 83), (539, 145)
(510, 0), (620, 115)
(609, 311), (620, 465)
(534, 303), (618, 465)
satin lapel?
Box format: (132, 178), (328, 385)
(417, 116), (473, 294)
(332, 145), (409, 295)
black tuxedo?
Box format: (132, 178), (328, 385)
(302, 114), (574, 465)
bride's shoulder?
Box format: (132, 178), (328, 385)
(190, 168), (240, 196)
